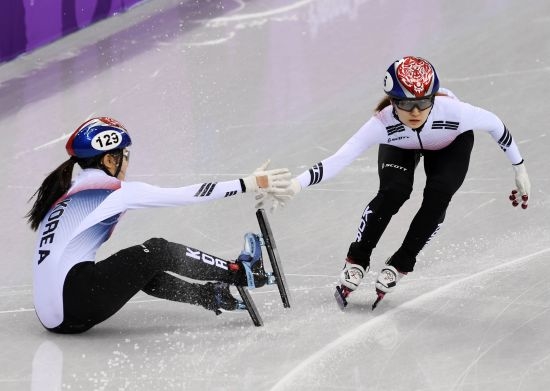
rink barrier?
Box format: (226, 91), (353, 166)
(0, 0), (145, 63)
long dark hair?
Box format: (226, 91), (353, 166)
(26, 158), (77, 231)
(375, 96), (392, 113)
(26, 154), (108, 231)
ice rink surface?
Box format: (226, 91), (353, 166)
(1, 0), (550, 390)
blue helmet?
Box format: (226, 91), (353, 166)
(66, 117), (132, 159)
(383, 56), (439, 99)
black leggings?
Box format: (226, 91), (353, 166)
(50, 238), (242, 333)
(347, 131), (474, 272)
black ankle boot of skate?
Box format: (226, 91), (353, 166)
(204, 282), (245, 314)
(231, 232), (274, 289)
(230, 260), (271, 288)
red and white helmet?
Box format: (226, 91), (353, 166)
(383, 56), (439, 99)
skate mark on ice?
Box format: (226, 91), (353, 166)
(186, 32), (236, 47)
(462, 198), (495, 218)
(372, 295), (457, 391)
(474, 276), (547, 352)
(451, 308), (549, 390)
(0, 308), (35, 314)
(269, 247), (550, 391)
(516, 352), (550, 391)
(450, 277), (550, 391)
(0, 277), (329, 315)
(204, 0), (313, 25)
(0, 297), (164, 315)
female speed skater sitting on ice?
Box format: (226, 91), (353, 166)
(27, 117), (291, 333)
(258, 56), (531, 309)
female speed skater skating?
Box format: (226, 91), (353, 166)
(258, 56), (531, 309)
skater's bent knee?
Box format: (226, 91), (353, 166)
(371, 190), (410, 215)
(422, 187), (454, 208)
(143, 238), (169, 251)
(382, 186), (412, 204)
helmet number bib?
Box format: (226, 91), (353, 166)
(92, 131), (122, 151)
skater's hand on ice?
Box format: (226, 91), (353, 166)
(243, 160), (292, 193)
(509, 162), (530, 209)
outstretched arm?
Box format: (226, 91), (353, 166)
(465, 104), (530, 208)
(294, 117), (385, 189)
(103, 161), (291, 212)
(257, 118), (387, 211)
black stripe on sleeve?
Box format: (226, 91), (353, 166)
(308, 162), (324, 186)
(498, 126), (512, 150)
(194, 182), (217, 197)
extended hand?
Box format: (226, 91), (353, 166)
(509, 162), (530, 209)
(243, 160), (291, 193)
(255, 178), (301, 213)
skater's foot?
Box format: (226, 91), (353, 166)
(372, 264), (407, 310)
(230, 233), (274, 289)
(375, 265), (406, 294)
(335, 259), (368, 310)
(339, 258), (368, 292)
(207, 282), (246, 314)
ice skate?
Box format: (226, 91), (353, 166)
(235, 232), (275, 289)
(207, 282), (246, 315)
(334, 260), (368, 309)
(230, 210), (291, 327)
(256, 209), (292, 308)
(372, 265), (406, 310)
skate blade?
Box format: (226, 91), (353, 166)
(334, 286), (349, 310)
(215, 302), (248, 315)
(216, 309), (250, 317)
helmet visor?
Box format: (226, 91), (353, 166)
(392, 96), (434, 112)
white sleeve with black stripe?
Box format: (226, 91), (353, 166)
(111, 179), (244, 210)
(295, 117), (387, 188)
(461, 103), (523, 165)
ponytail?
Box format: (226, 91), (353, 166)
(374, 96), (392, 113)
(26, 157), (77, 231)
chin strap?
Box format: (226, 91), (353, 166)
(99, 150), (123, 178)
(392, 107), (399, 122)
(112, 157), (123, 178)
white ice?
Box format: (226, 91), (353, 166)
(1, 0), (549, 390)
